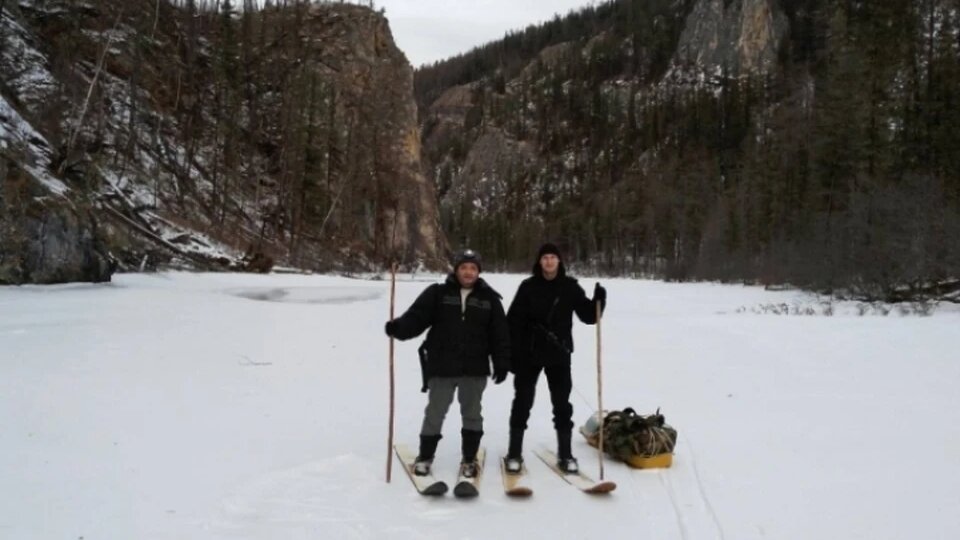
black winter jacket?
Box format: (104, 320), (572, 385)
(391, 274), (510, 379)
(507, 261), (604, 368)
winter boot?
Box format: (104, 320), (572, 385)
(413, 459), (432, 476)
(461, 428), (483, 464)
(460, 429), (483, 479)
(558, 456), (579, 474)
(507, 428), (524, 459)
(504, 455), (524, 474)
(504, 429), (525, 474)
(460, 460), (479, 479)
(556, 429), (577, 473)
(414, 434), (442, 476)
(557, 428), (573, 459)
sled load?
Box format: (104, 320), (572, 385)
(579, 407), (677, 468)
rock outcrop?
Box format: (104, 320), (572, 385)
(0, 1), (447, 283)
(675, 0), (789, 74)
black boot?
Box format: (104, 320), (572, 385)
(461, 429), (483, 463)
(417, 434), (442, 462)
(558, 456), (579, 474)
(557, 429), (573, 460)
(507, 428), (524, 459)
(556, 429), (579, 473)
(504, 428), (525, 473)
(414, 434), (442, 476)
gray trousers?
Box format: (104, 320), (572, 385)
(420, 376), (488, 436)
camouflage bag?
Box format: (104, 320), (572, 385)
(583, 407), (677, 461)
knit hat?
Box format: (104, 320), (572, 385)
(533, 242), (566, 277)
(453, 249), (482, 272)
(537, 243), (562, 260)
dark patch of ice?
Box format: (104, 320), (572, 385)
(224, 286), (382, 305)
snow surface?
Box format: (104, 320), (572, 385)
(1, 272), (959, 539)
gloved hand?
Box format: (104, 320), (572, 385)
(593, 282), (607, 304)
(384, 320), (397, 337)
(492, 366), (508, 384)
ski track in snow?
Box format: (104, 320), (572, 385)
(615, 438), (726, 540)
(685, 436), (726, 540)
(658, 445), (725, 540)
(571, 386), (725, 538)
(213, 455), (379, 539)
(213, 452), (492, 539)
(658, 470), (690, 540)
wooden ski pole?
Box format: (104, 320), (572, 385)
(596, 292), (605, 480)
(386, 261), (397, 483)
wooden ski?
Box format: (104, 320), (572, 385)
(535, 449), (616, 494)
(394, 444), (448, 496)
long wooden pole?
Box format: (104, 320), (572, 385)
(596, 295), (605, 480)
(386, 262), (397, 483)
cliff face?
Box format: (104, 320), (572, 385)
(674, 0), (789, 74)
(0, 1), (445, 284)
(415, 0), (960, 295)
(0, 4), (113, 284)
(293, 5), (445, 266)
(0, 156), (113, 284)
(418, 0), (793, 269)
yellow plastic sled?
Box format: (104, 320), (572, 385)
(580, 427), (673, 469)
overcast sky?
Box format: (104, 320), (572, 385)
(371, 0), (597, 67)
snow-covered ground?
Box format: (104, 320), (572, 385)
(1, 271), (958, 539)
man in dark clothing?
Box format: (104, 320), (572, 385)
(504, 243), (606, 474)
(385, 249), (511, 477)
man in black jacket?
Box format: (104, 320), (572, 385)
(504, 243), (606, 474)
(385, 249), (510, 477)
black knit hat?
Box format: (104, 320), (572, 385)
(453, 249), (482, 272)
(537, 243), (562, 260)
(533, 242), (566, 277)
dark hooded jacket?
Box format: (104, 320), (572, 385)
(507, 257), (605, 369)
(391, 274), (510, 379)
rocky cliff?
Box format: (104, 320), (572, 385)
(0, 0), (445, 284)
(418, 0), (795, 269)
(414, 0), (960, 298)
(675, 0), (788, 74)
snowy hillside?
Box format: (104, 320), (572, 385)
(1, 2), (447, 279)
(1, 272), (958, 539)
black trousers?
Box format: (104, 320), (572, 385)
(508, 361), (574, 432)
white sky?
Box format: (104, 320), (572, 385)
(372, 0), (598, 67)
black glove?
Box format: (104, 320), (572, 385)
(384, 320), (397, 337)
(492, 366), (508, 384)
(593, 282), (607, 304)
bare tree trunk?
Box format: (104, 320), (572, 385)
(60, 13), (123, 175)
(152, 0), (160, 38)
